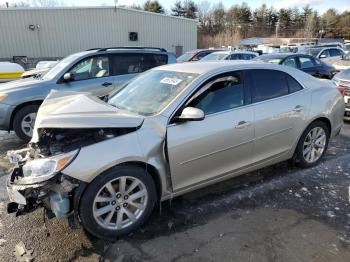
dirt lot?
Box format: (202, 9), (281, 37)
(0, 123), (350, 261)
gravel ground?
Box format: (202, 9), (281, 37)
(0, 123), (349, 261)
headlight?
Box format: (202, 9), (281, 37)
(0, 93), (8, 102)
(21, 150), (79, 183)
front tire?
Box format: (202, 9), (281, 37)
(79, 166), (157, 240)
(295, 121), (330, 168)
(13, 104), (39, 141)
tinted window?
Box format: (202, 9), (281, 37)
(113, 54), (143, 75)
(230, 54), (241, 60)
(250, 70), (289, 103)
(299, 57), (314, 69)
(195, 51), (211, 60)
(69, 56), (110, 81)
(142, 54), (168, 71)
(190, 72), (244, 115)
(282, 57), (297, 68)
(329, 49), (343, 57)
(287, 75), (303, 93)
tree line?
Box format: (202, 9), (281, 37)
(131, 1), (350, 47)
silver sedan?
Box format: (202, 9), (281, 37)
(6, 61), (345, 240)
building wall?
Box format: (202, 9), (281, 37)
(0, 7), (197, 60)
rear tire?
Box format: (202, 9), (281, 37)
(295, 121), (330, 168)
(79, 165), (157, 240)
(13, 104), (40, 142)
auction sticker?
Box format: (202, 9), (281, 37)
(160, 77), (182, 85)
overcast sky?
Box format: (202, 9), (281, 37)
(2, 0), (350, 13)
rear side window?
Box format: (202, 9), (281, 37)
(142, 54), (168, 71)
(286, 75), (303, 93)
(330, 49), (343, 57)
(249, 70), (289, 103)
(112, 53), (168, 75)
(113, 54), (143, 75)
(230, 54), (241, 60)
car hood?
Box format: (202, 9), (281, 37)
(31, 90), (144, 142)
(0, 77), (49, 93)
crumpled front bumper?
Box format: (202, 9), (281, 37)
(6, 166), (52, 215)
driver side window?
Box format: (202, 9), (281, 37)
(69, 56), (110, 81)
(189, 72), (244, 115)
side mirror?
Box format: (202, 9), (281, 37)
(178, 107), (205, 121)
(63, 73), (73, 82)
(319, 54), (327, 59)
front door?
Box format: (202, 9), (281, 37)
(167, 71), (254, 192)
(59, 55), (115, 96)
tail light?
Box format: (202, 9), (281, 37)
(337, 86), (346, 96)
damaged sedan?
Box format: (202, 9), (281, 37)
(6, 62), (345, 240)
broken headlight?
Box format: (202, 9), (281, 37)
(21, 150), (79, 183)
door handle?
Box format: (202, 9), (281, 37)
(293, 105), (303, 113)
(102, 82), (112, 87)
(235, 121), (251, 129)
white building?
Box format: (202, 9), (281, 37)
(0, 6), (197, 66)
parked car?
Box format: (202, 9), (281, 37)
(200, 51), (258, 61)
(332, 68), (350, 119)
(305, 47), (345, 65)
(21, 61), (59, 79)
(332, 51), (350, 71)
(176, 49), (225, 62)
(254, 53), (336, 79)
(6, 62), (344, 240)
(0, 47), (176, 141)
(0, 62), (24, 83)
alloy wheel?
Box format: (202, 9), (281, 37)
(20, 112), (37, 137)
(92, 176), (148, 230)
(302, 126), (327, 163)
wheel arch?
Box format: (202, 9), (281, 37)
(79, 161), (163, 203)
(292, 116), (332, 157)
(9, 100), (43, 130)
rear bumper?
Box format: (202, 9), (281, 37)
(0, 102), (14, 130)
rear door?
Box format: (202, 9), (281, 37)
(167, 71), (254, 191)
(328, 49), (344, 64)
(246, 69), (310, 163)
(58, 55), (115, 96)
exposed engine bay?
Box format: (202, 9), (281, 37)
(6, 127), (137, 225)
(33, 127), (138, 157)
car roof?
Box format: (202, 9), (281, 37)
(155, 61), (285, 74)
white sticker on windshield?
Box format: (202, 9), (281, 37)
(160, 77), (183, 86)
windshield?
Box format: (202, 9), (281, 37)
(176, 52), (195, 62)
(201, 52), (229, 61)
(42, 54), (80, 80)
(305, 48), (322, 57)
(108, 70), (198, 115)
